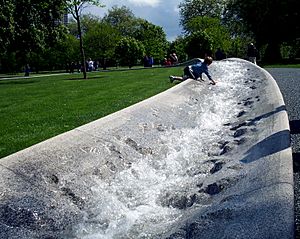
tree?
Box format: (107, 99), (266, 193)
(0, 0), (14, 55)
(185, 16), (232, 55)
(103, 6), (169, 65)
(47, 34), (80, 70)
(115, 37), (145, 68)
(84, 22), (121, 69)
(66, 0), (104, 79)
(169, 37), (187, 63)
(0, 0), (67, 72)
(133, 19), (168, 64)
(179, 0), (228, 32)
(185, 31), (213, 59)
(67, 14), (101, 36)
(0, 0), (14, 72)
(225, 0), (300, 62)
(102, 5), (138, 37)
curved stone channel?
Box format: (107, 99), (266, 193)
(265, 67), (300, 238)
(0, 58), (293, 238)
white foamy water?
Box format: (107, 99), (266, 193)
(74, 61), (253, 238)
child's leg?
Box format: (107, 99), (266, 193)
(169, 75), (184, 82)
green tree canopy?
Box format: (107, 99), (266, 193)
(133, 19), (168, 63)
(169, 36), (187, 62)
(185, 16), (232, 54)
(0, 0), (14, 55)
(103, 6), (168, 64)
(0, 0), (66, 69)
(179, 0), (228, 32)
(84, 22), (121, 67)
(185, 31), (213, 59)
(68, 14), (101, 36)
(102, 5), (139, 37)
(115, 37), (145, 68)
(225, 0), (300, 61)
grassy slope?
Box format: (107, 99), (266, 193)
(0, 67), (182, 158)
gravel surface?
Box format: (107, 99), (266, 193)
(266, 68), (300, 238)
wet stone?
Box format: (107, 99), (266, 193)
(242, 97), (252, 102)
(108, 145), (122, 155)
(233, 137), (247, 145)
(203, 208), (234, 220)
(230, 122), (246, 131)
(157, 124), (166, 132)
(45, 174), (59, 184)
(160, 193), (197, 209)
(0, 204), (41, 229)
(217, 140), (229, 149)
(210, 162), (224, 174)
(207, 150), (221, 157)
(233, 128), (247, 138)
(196, 182), (203, 188)
(220, 145), (232, 155)
(125, 137), (152, 155)
(237, 110), (246, 118)
(137, 147), (153, 155)
(166, 229), (187, 239)
(204, 183), (223, 195)
(125, 138), (138, 150)
(243, 100), (254, 106)
(61, 187), (85, 210)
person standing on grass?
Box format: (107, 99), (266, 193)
(24, 64), (30, 76)
(247, 43), (258, 65)
(169, 56), (217, 85)
(170, 52), (178, 65)
(88, 58), (94, 71)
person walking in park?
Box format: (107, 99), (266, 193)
(24, 64), (30, 76)
(247, 43), (258, 65)
(88, 58), (94, 71)
(169, 56), (217, 85)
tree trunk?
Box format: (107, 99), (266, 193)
(264, 42), (282, 64)
(75, 6), (87, 79)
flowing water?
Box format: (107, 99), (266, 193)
(71, 60), (254, 238)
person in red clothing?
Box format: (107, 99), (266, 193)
(162, 58), (172, 66)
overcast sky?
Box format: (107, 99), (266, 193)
(84, 0), (184, 41)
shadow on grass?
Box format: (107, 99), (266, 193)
(0, 80), (39, 85)
(66, 75), (107, 81)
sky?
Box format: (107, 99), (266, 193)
(84, 0), (184, 41)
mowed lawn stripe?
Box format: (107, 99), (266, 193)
(0, 66), (182, 158)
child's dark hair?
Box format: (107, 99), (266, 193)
(204, 56), (213, 65)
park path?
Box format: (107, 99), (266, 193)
(266, 68), (300, 238)
(0, 72), (70, 81)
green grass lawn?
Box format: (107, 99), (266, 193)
(0, 66), (182, 159)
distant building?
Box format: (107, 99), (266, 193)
(63, 13), (68, 25)
(54, 13), (69, 26)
